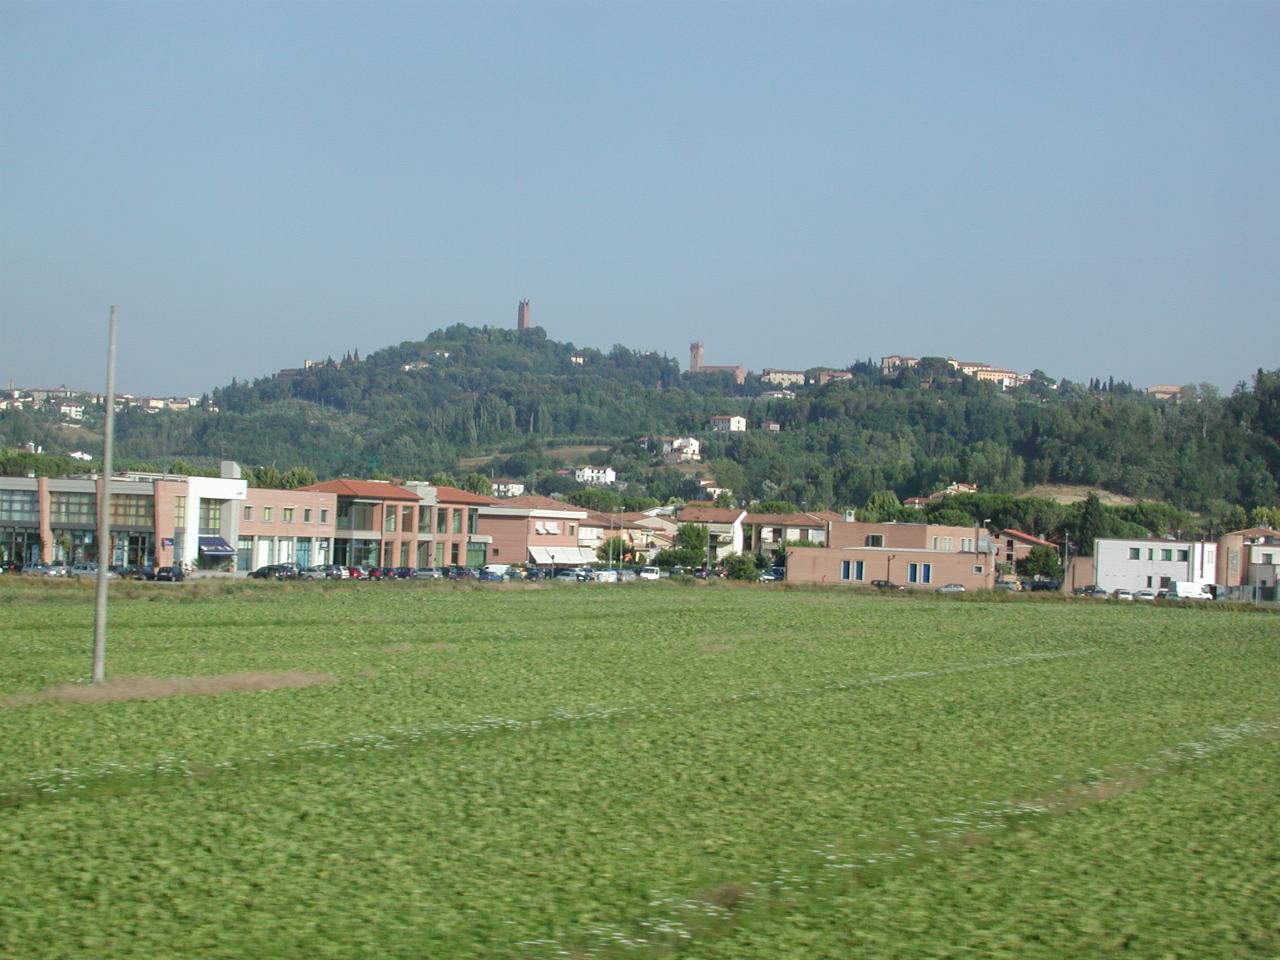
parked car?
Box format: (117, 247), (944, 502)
(250, 564), (295, 581)
(1079, 585), (1110, 598)
(477, 568), (504, 582)
(46, 560), (69, 577)
(870, 580), (904, 591)
(553, 568), (581, 581)
(415, 567), (444, 580)
(758, 567), (785, 582)
(298, 566), (330, 580)
(1112, 589), (1135, 601)
(21, 562), (57, 577)
(995, 579), (1022, 592)
(1134, 589), (1157, 601)
(639, 566), (661, 581)
(392, 567), (417, 580)
(1028, 580), (1061, 592)
(154, 566), (184, 582)
(937, 583), (966, 594)
(618, 568), (638, 583)
(592, 569), (619, 583)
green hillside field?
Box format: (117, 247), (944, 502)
(2, 578), (1277, 958)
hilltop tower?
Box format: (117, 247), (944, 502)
(517, 299), (531, 330)
(690, 341), (704, 373)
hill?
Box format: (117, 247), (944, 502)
(3, 326), (1278, 518)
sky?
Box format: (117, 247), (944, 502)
(2, 1), (1277, 397)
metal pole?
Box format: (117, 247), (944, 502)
(92, 306), (118, 683)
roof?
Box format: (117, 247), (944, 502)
(580, 509), (644, 529)
(1226, 526), (1279, 540)
(432, 485), (498, 506)
(298, 479), (420, 501)
(499, 494), (584, 512)
(743, 512), (828, 528)
(677, 507), (747, 524)
(999, 529), (1056, 548)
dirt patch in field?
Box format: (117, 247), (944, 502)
(2, 671), (333, 706)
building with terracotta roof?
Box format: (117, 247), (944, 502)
(477, 495), (596, 567)
(298, 479), (424, 568)
(674, 506), (748, 561)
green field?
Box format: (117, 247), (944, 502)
(2, 579), (1277, 959)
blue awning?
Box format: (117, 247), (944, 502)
(198, 536), (236, 557)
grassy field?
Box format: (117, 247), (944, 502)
(1, 578), (1277, 958)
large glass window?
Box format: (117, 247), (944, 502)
(402, 506), (414, 531)
(236, 537), (253, 572)
(419, 508), (432, 534)
(865, 534), (884, 547)
(296, 539), (312, 568)
(111, 494), (153, 526)
(436, 508), (448, 534)
(49, 491), (96, 524)
(174, 496), (186, 528)
(0, 489), (39, 523)
(198, 500), (221, 535)
(452, 509), (463, 534)
(1129, 547), (1141, 560)
(467, 508), (478, 534)
(384, 508), (397, 532)
(337, 501), (374, 530)
(283, 508), (294, 523)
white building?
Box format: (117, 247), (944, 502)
(760, 369), (806, 387)
(491, 478), (526, 498)
(709, 415), (746, 433)
(573, 465), (617, 486)
(67, 450), (94, 461)
(1090, 538), (1216, 594)
(59, 403), (85, 421)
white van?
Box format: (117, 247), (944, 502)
(1165, 580), (1212, 601)
(483, 564), (512, 578)
(639, 566), (661, 581)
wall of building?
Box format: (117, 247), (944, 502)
(785, 545), (996, 591)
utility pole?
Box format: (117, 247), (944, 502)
(92, 306), (118, 683)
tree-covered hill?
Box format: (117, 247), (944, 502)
(4, 325), (1277, 515)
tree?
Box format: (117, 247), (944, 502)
(676, 523), (709, 556)
(1016, 545), (1063, 580)
(1076, 492), (1105, 557)
(723, 552), (761, 580)
(713, 490), (734, 508)
(861, 490), (903, 523)
(597, 536), (627, 564)
(460, 473), (493, 496)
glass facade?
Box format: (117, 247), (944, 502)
(0, 489), (38, 523)
(198, 500), (222, 536)
(49, 491), (96, 524)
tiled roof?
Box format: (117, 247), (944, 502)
(743, 512), (827, 527)
(298, 479), (420, 501)
(432, 485), (498, 506)
(1000, 529), (1056, 548)
(677, 507), (747, 524)
(499, 494), (582, 512)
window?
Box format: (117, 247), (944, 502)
(931, 537), (939, 550)
(436, 508), (448, 534)
(198, 500), (221, 535)
(1160, 548), (1172, 562)
(384, 509), (396, 532)
(943, 537), (953, 551)
(451, 509), (462, 534)
(1147, 549), (1154, 560)
(303, 509), (312, 523)
(282, 508), (294, 523)
(174, 496), (186, 528)
(243, 505), (253, 522)
(922, 563), (931, 584)
(1263, 553), (1276, 565)
(1159, 576), (1171, 588)
(841, 560), (851, 581)
(973, 564), (984, 574)
(546, 521), (560, 534)
(450, 543), (460, 565)
(908, 562), (918, 583)
(1146, 576), (1153, 588)
(535, 521), (546, 534)
(467, 508), (478, 534)
(961, 538), (973, 552)
(1176, 549), (1188, 562)
(402, 506), (413, 531)
(0, 489), (39, 522)
(1129, 547), (1140, 560)
(865, 534), (884, 547)
(854, 560), (864, 581)
(320, 509), (328, 524)
(418, 509), (431, 533)
(263, 507), (273, 522)
(110, 494), (152, 526)
(49, 492), (96, 524)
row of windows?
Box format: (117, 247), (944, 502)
(0, 490), (39, 523)
(48, 492), (154, 525)
(841, 560), (934, 583)
(243, 505), (328, 524)
(1128, 547), (1190, 562)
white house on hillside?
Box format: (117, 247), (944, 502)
(1090, 538), (1216, 594)
(574, 465), (617, 486)
(709, 415), (746, 433)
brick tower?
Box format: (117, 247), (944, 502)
(517, 299), (531, 330)
(689, 341), (704, 373)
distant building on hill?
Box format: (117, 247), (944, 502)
(517, 299), (531, 330)
(689, 342), (746, 384)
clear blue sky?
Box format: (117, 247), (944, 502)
(3, 1), (1277, 397)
